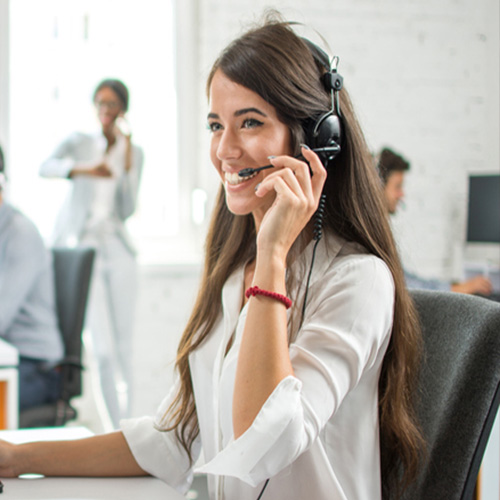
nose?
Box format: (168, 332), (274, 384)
(96, 101), (120, 111)
(215, 127), (242, 163)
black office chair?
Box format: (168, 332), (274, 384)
(401, 290), (500, 500)
(19, 247), (95, 428)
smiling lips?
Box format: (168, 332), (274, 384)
(225, 171), (258, 185)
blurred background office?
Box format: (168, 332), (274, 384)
(0, 0), (498, 487)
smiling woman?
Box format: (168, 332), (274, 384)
(207, 71), (293, 220)
(0, 11), (425, 500)
(150, 14), (425, 499)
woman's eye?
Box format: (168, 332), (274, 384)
(242, 118), (263, 129)
(207, 122), (222, 133)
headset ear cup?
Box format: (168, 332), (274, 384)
(314, 112), (341, 150)
(305, 112), (342, 168)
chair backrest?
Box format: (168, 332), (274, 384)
(52, 247), (95, 400)
(401, 290), (500, 500)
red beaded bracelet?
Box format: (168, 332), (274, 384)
(245, 286), (292, 309)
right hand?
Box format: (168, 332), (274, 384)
(254, 146), (327, 263)
(70, 161), (113, 178)
(451, 275), (493, 295)
(115, 116), (132, 138)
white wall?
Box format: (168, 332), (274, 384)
(195, 0), (500, 280)
(131, 264), (201, 418)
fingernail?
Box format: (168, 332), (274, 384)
(300, 143), (311, 150)
(267, 155), (276, 160)
(255, 183), (261, 192)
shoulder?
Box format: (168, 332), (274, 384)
(318, 234), (394, 293)
(3, 205), (44, 249)
(336, 245), (393, 289)
(52, 131), (95, 152)
(305, 236), (395, 321)
(134, 145), (144, 161)
(68, 131), (94, 145)
(293, 236), (395, 361)
(131, 142), (144, 161)
(131, 141), (143, 153)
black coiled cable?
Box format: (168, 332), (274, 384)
(313, 194), (326, 241)
(300, 193), (326, 326)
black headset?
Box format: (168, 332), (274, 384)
(301, 38), (344, 170)
(300, 41), (345, 327)
(256, 39), (345, 500)
(238, 42), (343, 181)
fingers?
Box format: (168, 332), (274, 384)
(299, 145), (327, 199)
(115, 116), (132, 137)
(455, 276), (493, 295)
(471, 277), (493, 295)
(93, 163), (113, 177)
(255, 146), (327, 204)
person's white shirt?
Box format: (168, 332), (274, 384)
(122, 232), (394, 500)
(39, 131), (143, 251)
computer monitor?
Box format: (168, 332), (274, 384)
(466, 174), (500, 243)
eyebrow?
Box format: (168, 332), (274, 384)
(207, 107), (268, 120)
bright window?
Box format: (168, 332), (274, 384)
(7, 0), (201, 264)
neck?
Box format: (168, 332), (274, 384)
(102, 126), (116, 147)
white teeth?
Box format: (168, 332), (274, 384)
(225, 171), (257, 185)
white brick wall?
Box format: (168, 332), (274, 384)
(196, 0), (500, 280)
(131, 264), (201, 417)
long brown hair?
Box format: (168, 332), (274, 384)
(161, 13), (424, 497)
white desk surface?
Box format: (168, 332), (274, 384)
(0, 427), (185, 500)
(0, 338), (18, 366)
(0, 426), (94, 443)
(0, 476), (185, 499)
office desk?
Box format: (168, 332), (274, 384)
(0, 338), (19, 429)
(0, 476), (185, 499)
(0, 427), (185, 500)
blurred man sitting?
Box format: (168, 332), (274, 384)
(377, 146), (492, 295)
(0, 145), (63, 411)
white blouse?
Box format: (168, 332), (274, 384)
(39, 131), (143, 251)
(121, 233), (395, 500)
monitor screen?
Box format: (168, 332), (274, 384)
(466, 174), (500, 243)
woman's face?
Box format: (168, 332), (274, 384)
(208, 69), (292, 219)
(94, 87), (123, 131)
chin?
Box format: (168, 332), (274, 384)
(224, 196), (255, 217)
(225, 202), (253, 216)
(224, 188), (274, 217)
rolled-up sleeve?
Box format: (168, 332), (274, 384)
(121, 384), (201, 494)
(196, 376), (303, 486)
(39, 134), (80, 178)
(197, 255), (394, 487)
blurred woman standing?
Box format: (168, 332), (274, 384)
(40, 79), (143, 428)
